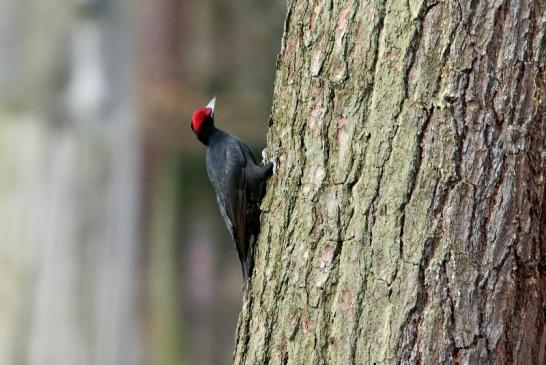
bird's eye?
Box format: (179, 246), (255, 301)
(190, 122), (194, 131)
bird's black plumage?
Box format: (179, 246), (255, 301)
(206, 130), (272, 286)
(191, 98), (273, 289)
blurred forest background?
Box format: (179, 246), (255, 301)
(0, 0), (284, 364)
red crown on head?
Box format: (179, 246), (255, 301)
(192, 107), (212, 134)
(191, 97), (216, 135)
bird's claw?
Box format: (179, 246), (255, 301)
(261, 147), (284, 176)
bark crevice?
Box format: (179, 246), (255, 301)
(234, 0), (546, 363)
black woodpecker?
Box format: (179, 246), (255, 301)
(191, 97), (274, 289)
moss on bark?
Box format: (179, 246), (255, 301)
(234, 0), (546, 364)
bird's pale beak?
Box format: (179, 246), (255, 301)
(207, 97), (216, 116)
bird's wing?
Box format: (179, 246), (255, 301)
(207, 141), (249, 279)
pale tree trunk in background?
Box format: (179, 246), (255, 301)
(235, 0), (546, 364)
(0, 1), (141, 364)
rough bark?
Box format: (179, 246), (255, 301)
(234, 0), (546, 364)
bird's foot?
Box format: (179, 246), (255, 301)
(261, 147), (284, 175)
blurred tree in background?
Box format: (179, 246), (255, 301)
(0, 0), (139, 364)
(0, 0), (284, 364)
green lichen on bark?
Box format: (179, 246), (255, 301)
(234, 0), (546, 364)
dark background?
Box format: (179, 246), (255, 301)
(138, 0), (285, 364)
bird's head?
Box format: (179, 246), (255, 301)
(191, 97), (216, 144)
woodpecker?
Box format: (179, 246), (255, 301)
(191, 97), (274, 289)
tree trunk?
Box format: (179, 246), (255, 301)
(234, 0), (546, 364)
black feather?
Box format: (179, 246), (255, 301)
(205, 129), (273, 288)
